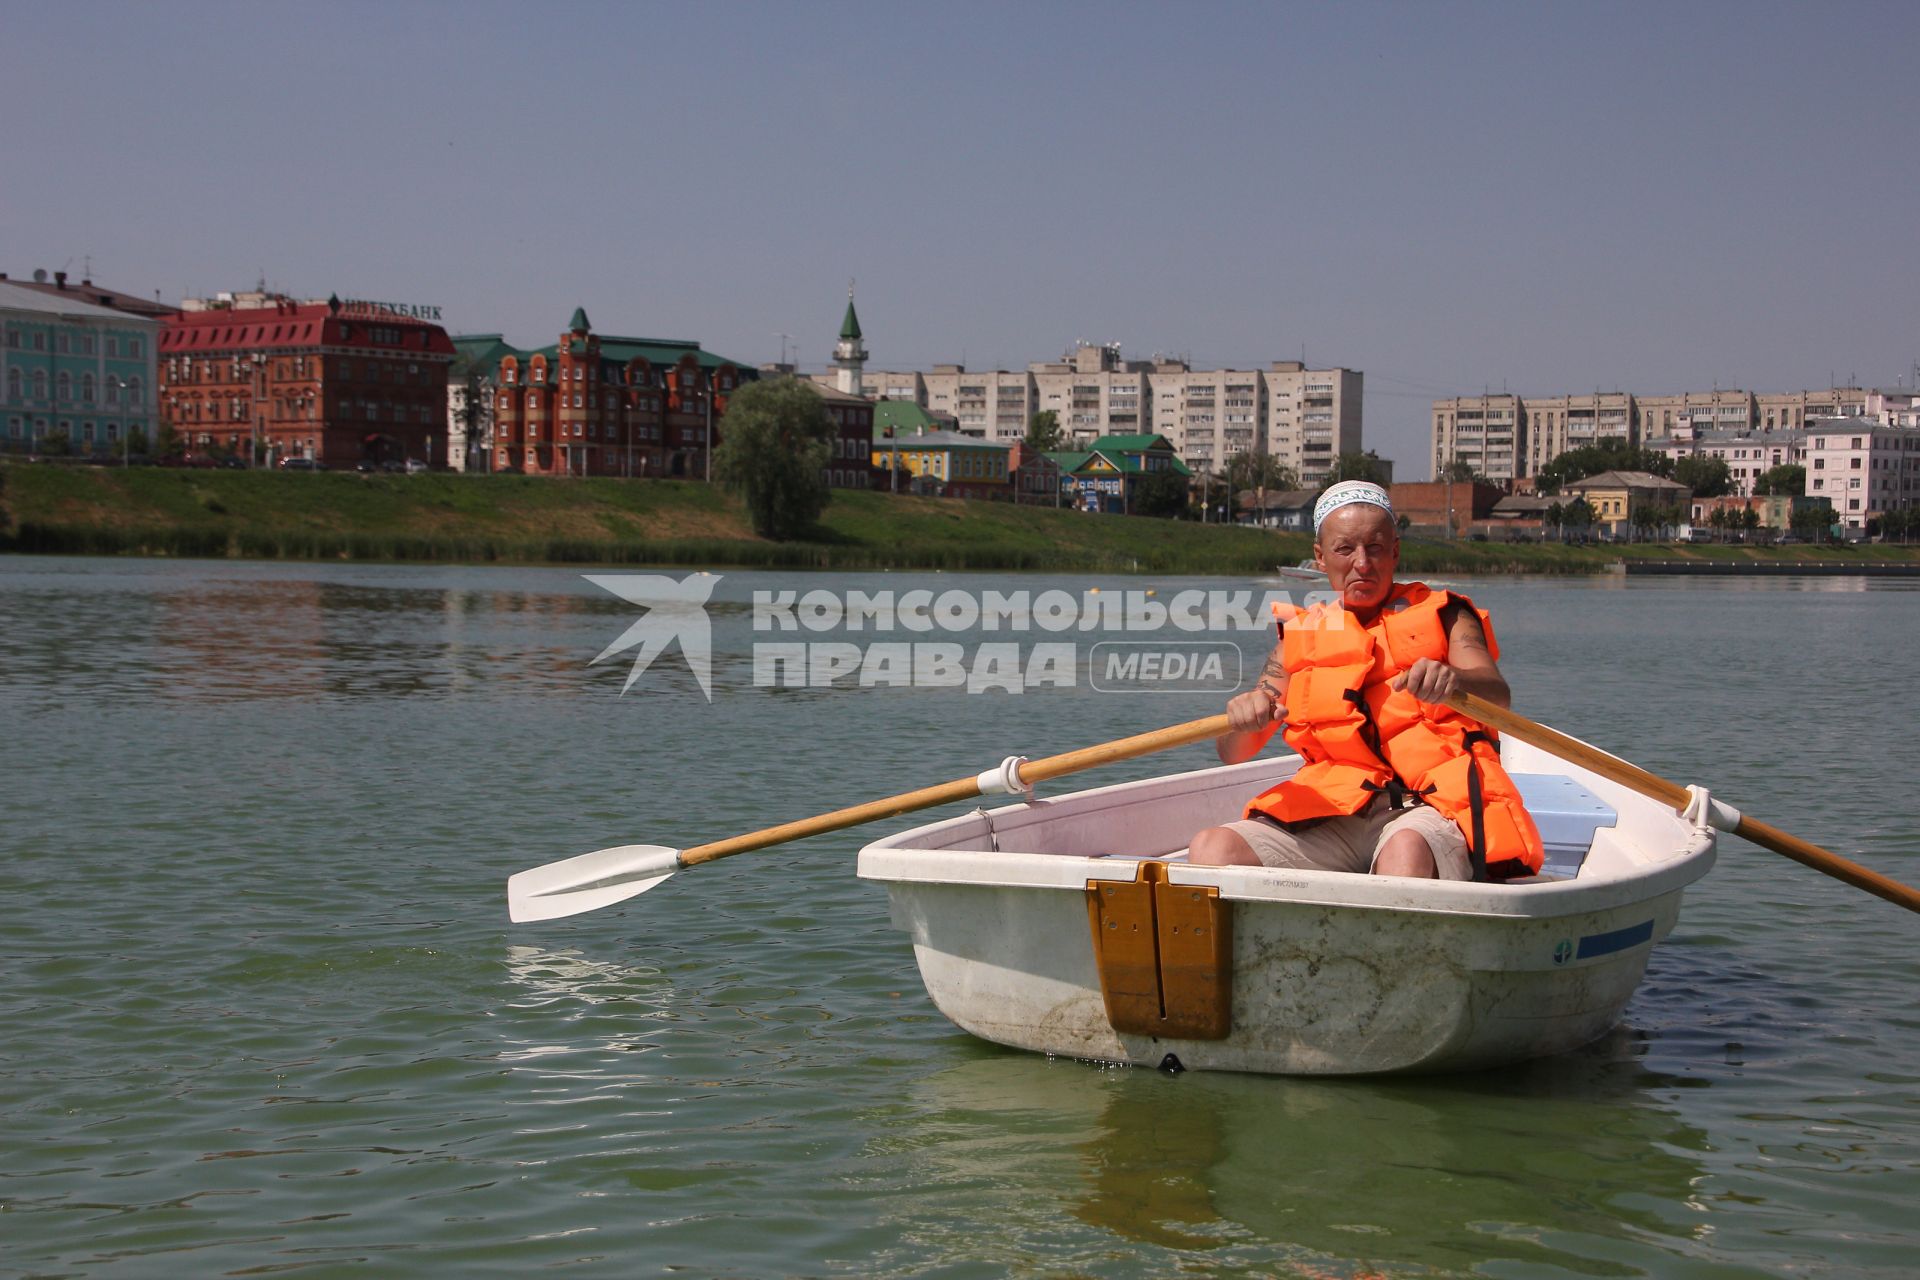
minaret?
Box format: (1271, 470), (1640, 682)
(833, 281), (867, 396)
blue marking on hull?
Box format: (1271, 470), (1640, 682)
(1577, 918), (1655, 959)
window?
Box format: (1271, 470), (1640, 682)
(128, 376), (142, 406)
(56, 372), (71, 402)
(6, 369), (19, 399)
(129, 337), (142, 358)
(82, 373), (96, 403)
(57, 332), (70, 354)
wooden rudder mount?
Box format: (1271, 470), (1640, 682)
(1085, 861), (1232, 1040)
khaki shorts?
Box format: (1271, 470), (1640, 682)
(1216, 796), (1474, 880)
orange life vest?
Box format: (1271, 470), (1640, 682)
(1245, 583), (1545, 881)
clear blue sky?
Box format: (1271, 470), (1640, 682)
(5, 1), (1915, 473)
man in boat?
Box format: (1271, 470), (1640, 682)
(1188, 481), (1545, 881)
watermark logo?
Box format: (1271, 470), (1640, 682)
(1089, 641), (1241, 693)
(590, 579), (1341, 698)
(586, 573), (718, 700)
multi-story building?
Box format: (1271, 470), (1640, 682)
(1269, 362), (1361, 487)
(448, 335), (515, 472)
(1804, 419), (1920, 531)
(1653, 426), (1804, 495)
(801, 381), (876, 489)
(1868, 388), (1920, 427)
(854, 340), (1360, 476)
(1433, 384), (1874, 481)
(1431, 394), (1524, 483)
(1520, 393), (1635, 475)
(2, 279), (161, 455)
(491, 308), (750, 478)
(0, 269), (179, 321)
(159, 294), (454, 467)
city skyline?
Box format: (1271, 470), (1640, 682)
(6, 1), (1915, 475)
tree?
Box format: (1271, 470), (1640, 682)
(1672, 454), (1734, 497)
(1224, 449), (1296, 495)
(712, 378), (838, 540)
(1132, 469), (1189, 518)
(1439, 458), (1479, 482)
(1563, 497), (1596, 531)
(1753, 463), (1805, 497)
(1545, 501), (1565, 539)
(1023, 409), (1062, 453)
(450, 356), (490, 471)
(1790, 502), (1832, 541)
(1322, 451), (1389, 487)
(155, 423), (186, 459)
(37, 428), (73, 457)
(1534, 438), (1673, 495)
(1636, 502), (1685, 541)
(125, 427), (151, 457)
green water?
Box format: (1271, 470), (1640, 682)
(3, 557), (1916, 1278)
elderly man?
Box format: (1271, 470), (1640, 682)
(1189, 481), (1544, 881)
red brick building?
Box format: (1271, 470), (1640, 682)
(491, 308), (751, 477)
(158, 296), (455, 466)
(802, 381), (876, 489)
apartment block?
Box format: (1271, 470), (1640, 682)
(1652, 426), (1803, 496)
(1521, 393), (1635, 475)
(848, 341), (1361, 474)
(1805, 420), (1920, 530)
(1431, 394), (1524, 483)
(1432, 383), (1874, 481)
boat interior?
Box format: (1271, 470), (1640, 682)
(862, 735), (1722, 899)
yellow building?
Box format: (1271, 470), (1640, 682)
(1559, 469), (1691, 537)
(871, 426), (1010, 498)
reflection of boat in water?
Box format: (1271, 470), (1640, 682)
(859, 735), (1715, 1076)
(896, 1048), (1713, 1272)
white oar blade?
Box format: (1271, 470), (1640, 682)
(507, 843), (682, 923)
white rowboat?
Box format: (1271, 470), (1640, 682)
(857, 733), (1715, 1076)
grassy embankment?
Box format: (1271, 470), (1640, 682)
(4, 462), (1917, 575)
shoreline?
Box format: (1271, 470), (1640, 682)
(5, 463), (1917, 576)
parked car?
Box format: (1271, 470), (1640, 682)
(404, 458), (430, 474)
(279, 457), (323, 471)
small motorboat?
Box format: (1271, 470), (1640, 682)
(1275, 559), (1326, 582)
(857, 733), (1715, 1076)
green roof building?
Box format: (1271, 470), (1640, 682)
(1045, 433), (1189, 513)
(486, 308), (756, 478)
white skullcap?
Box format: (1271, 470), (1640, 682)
(1313, 481), (1394, 532)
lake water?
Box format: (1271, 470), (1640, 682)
(3, 555), (1917, 1278)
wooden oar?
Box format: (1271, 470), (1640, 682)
(507, 713), (1232, 923)
(1446, 690), (1920, 915)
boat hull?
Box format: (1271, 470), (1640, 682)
(860, 743), (1714, 1076)
(885, 878), (1683, 1074)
